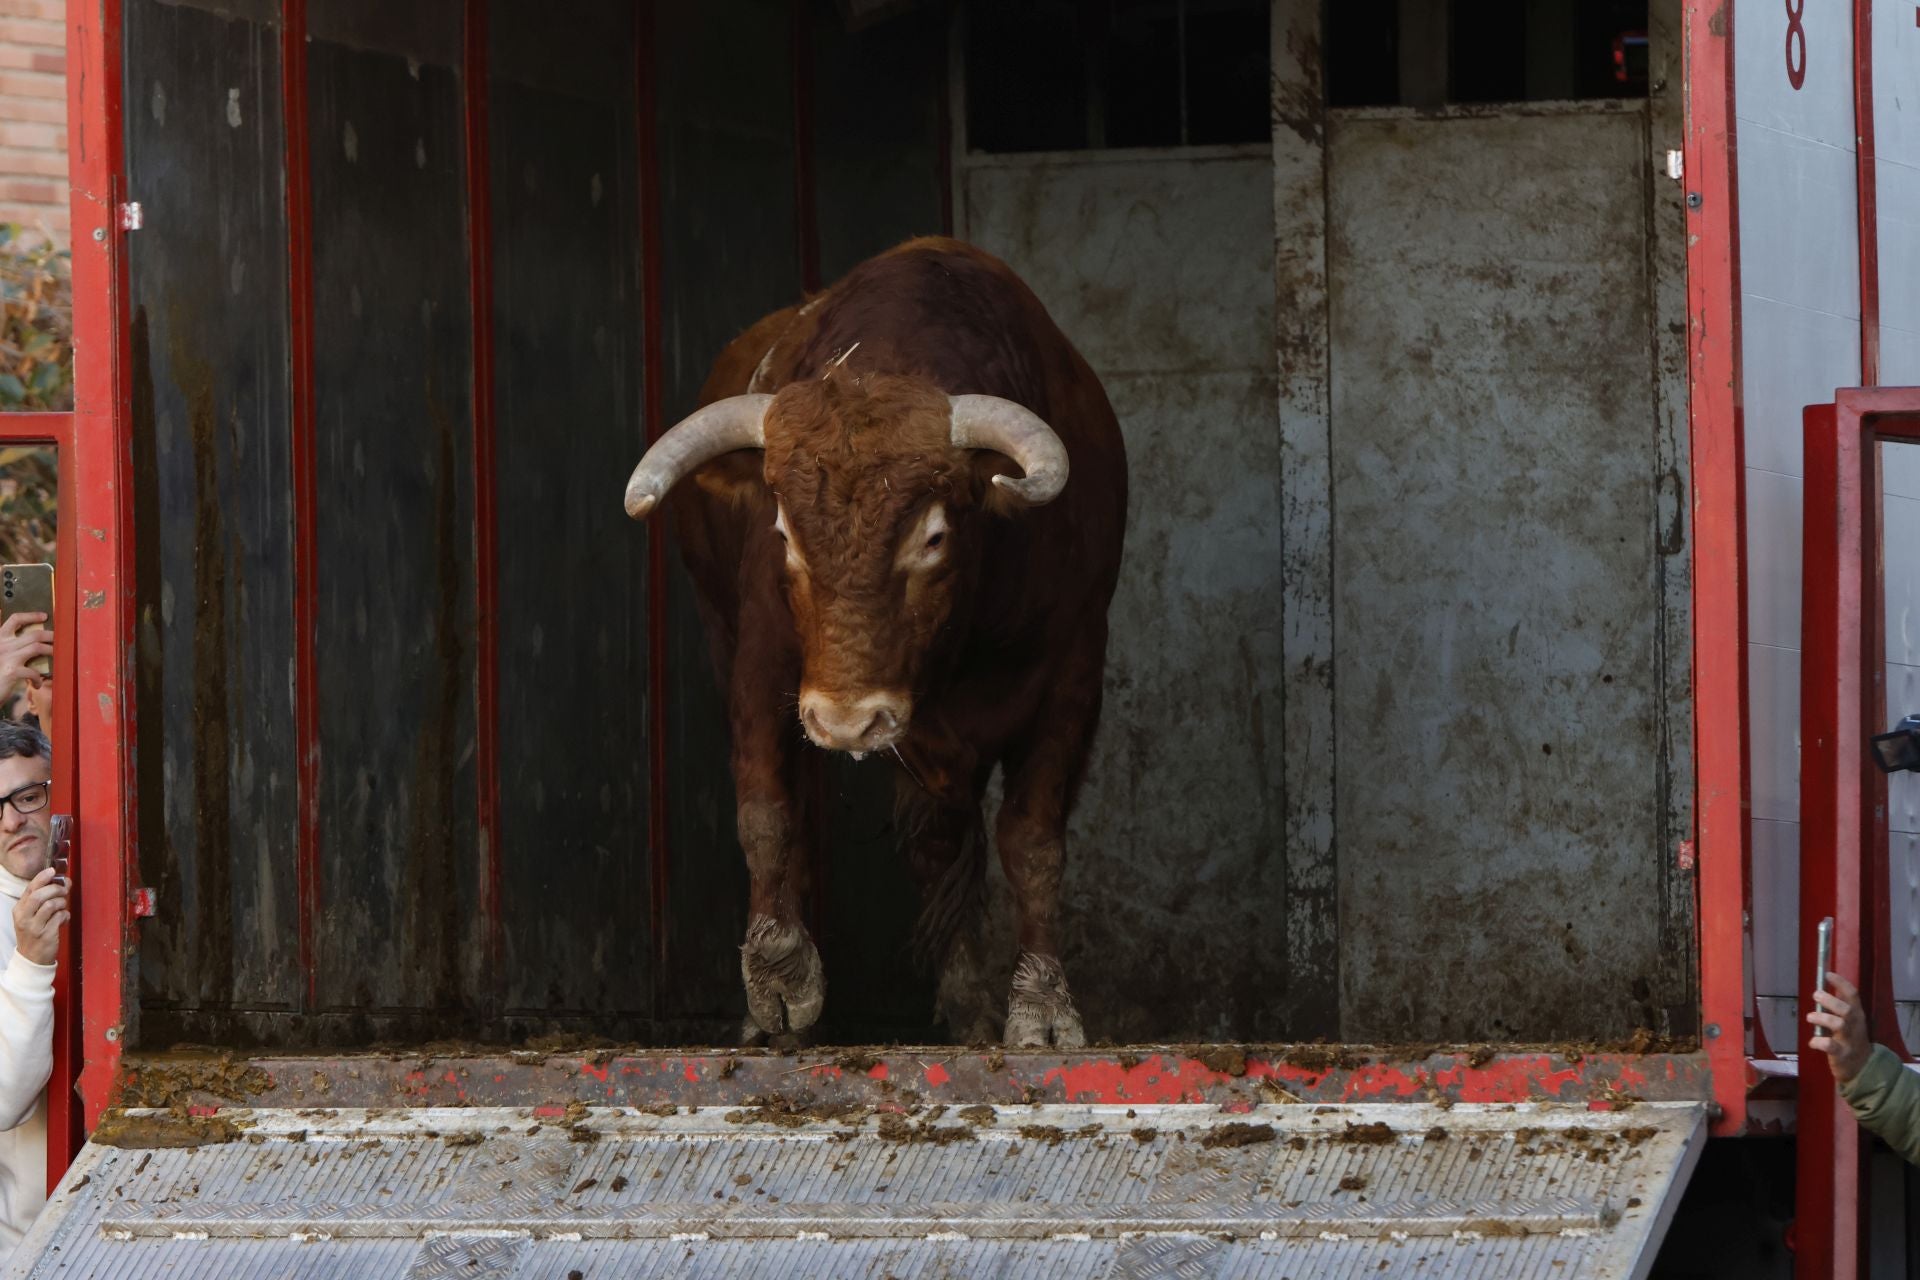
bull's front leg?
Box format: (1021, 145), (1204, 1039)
(731, 640), (824, 1041)
(736, 793), (823, 1038)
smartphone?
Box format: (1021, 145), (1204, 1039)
(0, 563), (52, 678)
(48, 814), (69, 886)
(1815, 916), (1833, 996)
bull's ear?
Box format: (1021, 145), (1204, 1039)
(971, 451), (1029, 518)
(691, 453), (768, 506)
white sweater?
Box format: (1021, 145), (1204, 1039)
(0, 867), (54, 1254)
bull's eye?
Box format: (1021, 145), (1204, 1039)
(925, 531), (945, 551)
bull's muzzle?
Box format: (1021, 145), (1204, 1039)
(799, 689), (910, 756)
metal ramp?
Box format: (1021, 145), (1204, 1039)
(6, 1100), (1703, 1277)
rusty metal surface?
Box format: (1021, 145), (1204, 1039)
(307, 30), (482, 1021)
(962, 147), (1291, 1043)
(9, 1101), (1705, 1277)
(1327, 105), (1686, 1042)
(124, 0), (301, 1022)
(113, 1048), (1713, 1111)
(1269, 0), (1339, 1041)
(489, 41), (652, 1027)
(650, 0), (798, 1031)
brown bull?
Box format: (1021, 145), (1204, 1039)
(624, 238), (1127, 1046)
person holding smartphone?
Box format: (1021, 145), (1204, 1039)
(1808, 971), (1920, 1163)
(0, 615), (49, 731)
(0, 720), (62, 1254)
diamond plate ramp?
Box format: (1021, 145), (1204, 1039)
(4, 1101), (1704, 1277)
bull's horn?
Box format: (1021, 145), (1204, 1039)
(948, 394), (1069, 506)
(624, 394), (772, 519)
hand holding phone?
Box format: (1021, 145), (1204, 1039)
(49, 814), (70, 886)
(0, 564), (53, 681)
(1815, 916), (1833, 996)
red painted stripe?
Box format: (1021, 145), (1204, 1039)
(463, 0), (504, 996)
(282, 0), (322, 1012)
(1681, 0), (1750, 1141)
(1854, 0), (1880, 386)
(637, 0), (671, 981)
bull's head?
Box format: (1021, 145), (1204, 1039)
(623, 374), (1068, 755)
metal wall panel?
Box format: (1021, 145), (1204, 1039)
(651, 0), (801, 1032)
(306, 23), (482, 1020)
(1877, 0), (1920, 347)
(488, 3), (650, 1028)
(1877, 0), (1920, 1050)
(124, 0), (300, 1020)
(1328, 106), (1682, 1041)
(963, 149), (1288, 1042)
(1733, 0), (1864, 1041)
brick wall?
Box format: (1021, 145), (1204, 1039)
(0, 0), (65, 243)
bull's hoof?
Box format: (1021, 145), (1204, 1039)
(1003, 951), (1085, 1048)
(741, 916), (825, 1036)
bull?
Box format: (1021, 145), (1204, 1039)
(623, 238), (1127, 1046)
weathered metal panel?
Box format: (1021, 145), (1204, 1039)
(113, 1046), (1718, 1110)
(1328, 105), (1678, 1041)
(809, 4), (946, 282)
(488, 10), (651, 1030)
(651, 0), (801, 1032)
(8, 1101), (1706, 1277)
(1643, 0), (1697, 1034)
(124, 0), (300, 1019)
(963, 149), (1286, 1042)
(1732, 0), (1864, 1053)
(307, 22), (482, 1021)
(1269, 0), (1339, 1040)
(1878, 0), (1920, 1053)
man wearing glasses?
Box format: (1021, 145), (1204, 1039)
(0, 721), (64, 1253)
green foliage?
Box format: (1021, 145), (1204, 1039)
(0, 446), (57, 566)
(0, 223), (73, 413)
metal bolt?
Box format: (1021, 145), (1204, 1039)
(1686, 192), (1703, 210)
(1704, 1023), (1721, 1039)
(91, 227), (105, 242)
(104, 1027), (120, 1042)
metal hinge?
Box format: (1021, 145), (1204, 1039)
(1664, 150), (1684, 182)
(118, 201), (143, 231)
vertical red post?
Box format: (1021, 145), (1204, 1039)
(64, 0), (135, 1131)
(44, 414), (78, 1177)
(1798, 402), (1865, 1280)
(1852, 0), (1879, 387)
(636, 0), (671, 981)
(463, 0), (504, 996)
(1681, 0), (1751, 1138)
(281, 0), (322, 1013)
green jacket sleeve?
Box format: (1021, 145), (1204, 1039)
(1838, 1044), (1920, 1163)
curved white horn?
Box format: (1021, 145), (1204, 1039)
(624, 394), (772, 519)
(948, 394), (1069, 506)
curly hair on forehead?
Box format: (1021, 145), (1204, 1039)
(0, 718), (48, 763)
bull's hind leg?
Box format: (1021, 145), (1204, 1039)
(896, 774), (998, 1043)
(994, 624), (1107, 1049)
